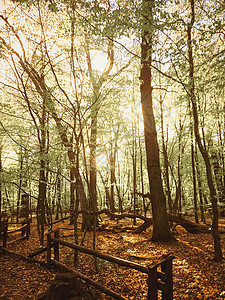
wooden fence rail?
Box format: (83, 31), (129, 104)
(46, 229), (174, 300)
(1, 219), (30, 248)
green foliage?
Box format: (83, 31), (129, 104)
(0, 0), (224, 216)
(47, 0), (58, 12)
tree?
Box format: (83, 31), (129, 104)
(140, 0), (172, 242)
(0, 141), (2, 224)
(85, 35), (114, 212)
(186, 0), (223, 261)
(0, 4), (87, 233)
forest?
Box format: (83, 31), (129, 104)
(0, 0), (224, 299)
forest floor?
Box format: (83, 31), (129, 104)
(0, 214), (225, 300)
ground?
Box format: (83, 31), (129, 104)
(0, 215), (225, 299)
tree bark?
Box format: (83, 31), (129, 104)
(89, 93), (98, 212)
(195, 147), (206, 223)
(211, 147), (225, 205)
(139, 136), (147, 217)
(85, 36), (114, 213)
(140, 0), (172, 242)
(109, 140), (116, 213)
(191, 131), (199, 223)
(132, 111), (137, 224)
(37, 161), (47, 246)
(187, 0), (223, 261)
(160, 100), (172, 213)
(0, 144), (2, 224)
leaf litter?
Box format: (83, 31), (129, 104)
(0, 217), (224, 299)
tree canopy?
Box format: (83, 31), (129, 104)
(0, 0), (224, 258)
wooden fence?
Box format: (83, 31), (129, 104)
(46, 229), (174, 300)
(0, 219), (30, 248)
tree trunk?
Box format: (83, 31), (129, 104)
(90, 105), (98, 212)
(56, 168), (62, 220)
(139, 136), (147, 217)
(99, 171), (110, 209)
(173, 116), (183, 214)
(17, 146), (23, 223)
(109, 140), (116, 213)
(187, 0), (223, 261)
(140, 0), (172, 242)
(191, 131), (199, 223)
(0, 144), (2, 224)
(69, 167), (75, 222)
(195, 147), (206, 223)
(211, 147), (225, 205)
(160, 101), (172, 213)
(115, 163), (123, 213)
(36, 94), (48, 246)
(37, 161), (46, 246)
(85, 34), (114, 214)
(132, 118), (137, 224)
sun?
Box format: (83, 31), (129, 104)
(91, 50), (108, 73)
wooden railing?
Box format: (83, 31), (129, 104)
(46, 229), (174, 300)
(0, 219), (30, 248)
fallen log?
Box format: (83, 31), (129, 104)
(134, 218), (153, 233)
(77, 208), (146, 221)
(134, 213), (212, 234)
(76, 209), (224, 235)
(167, 213), (211, 234)
(95, 209), (211, 234)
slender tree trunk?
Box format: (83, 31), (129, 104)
(70, 5), (89, 219)
(191, 131), (199, 223)
(211, 147), (225, 205)
(132, 117), (137, 224)
(173, 127), (182, 214)
(187, 0), (223, 261)
(17, 146), (23, 223)
(56, 168), (62, 220)
(139, 136), (147, 217)
(99, 171), (110, 209)
(115, 162), (123, 213)
(215, 99), (225, 206)
(69, 167), (75, 222)
(0, 144), (2, 224)
(36, 93), (48, 246)
(45, 166), (51, 225)
(140, 0), (172, 242)
(110, 141), (116, 213)
(110, 168), (117, 214)
(85, 32), (114, 214)
(48, 172), (54, 221)
(178, 117), (183, 213)
(195, 146), (206, 223)
(160, 101), (172, 213)
(90, 99), (98, 212)
(74, 151), (80, 266)
(37, 161), (46, 246)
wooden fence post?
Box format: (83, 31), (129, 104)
(3, 224), (7, 248)
(26, 218), (31, 238)
(161, 257), (173, 300)
(147, 265), (158, 300)
(21, 220), (26, 237)
(47, 233), (51, 267)
(54, 229), (60, 261)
